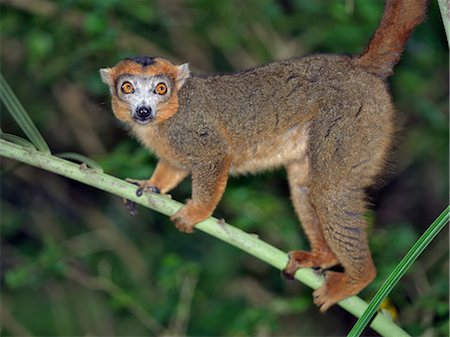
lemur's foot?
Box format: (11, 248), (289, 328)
(313, 270), (373, 312)
(282, 250), (338, 280)
(125, 178), (161, 196)
(170, 200), (210, 234)
(171, 214), (196, 234)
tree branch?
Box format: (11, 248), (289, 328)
(0, 138), (410, 337)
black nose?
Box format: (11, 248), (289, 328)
(136, 106), (152, 119)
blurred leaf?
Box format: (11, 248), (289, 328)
(25, 30), (54, 64)
(38, 242), (67, 276)
(5, 267), (30, 289)
(227, 307), (276, 336)
(83, 13), (108, 35)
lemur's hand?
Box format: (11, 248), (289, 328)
(126, 178), (161, 196)
(123, 178), (161, 216)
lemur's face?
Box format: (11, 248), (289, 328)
(114, 74), (174, 124)
(100, 56), (189, 125)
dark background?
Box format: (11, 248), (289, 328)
(1, 0), (448, 336)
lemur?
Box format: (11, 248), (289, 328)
(100, 0), (427, 311)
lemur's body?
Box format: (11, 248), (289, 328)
(165, 55), (390, 174)
(101, 0), (427, 311)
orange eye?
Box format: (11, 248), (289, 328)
(121, 81), (134, 94)
(155, 83), (167, 95)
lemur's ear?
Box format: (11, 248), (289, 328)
(100, 68), (113, 86)
(176, 63), (190, 90)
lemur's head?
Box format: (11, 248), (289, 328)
(100, 56), (189, 125)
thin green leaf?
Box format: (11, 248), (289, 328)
(348, 206), (450, 337)
(0, 73), (51, 154)
(0, 133), (36, 150)
(56, 152), (104, 172)
(437, 0), (450, 48)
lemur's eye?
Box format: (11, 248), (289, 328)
(155, 83), (167, 95)
(121, 81), (134, 94)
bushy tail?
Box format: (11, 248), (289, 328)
(355, 0), (427, 78)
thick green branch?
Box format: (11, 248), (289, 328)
(0, 139), (409, 337)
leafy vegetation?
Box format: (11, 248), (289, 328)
(1, 0), (448, 336)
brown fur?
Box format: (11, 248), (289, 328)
(107, 57), (180, 81)
(147, 159), (188, 194)
(101, 0), (427, 311)
(355, 0), (428, 78)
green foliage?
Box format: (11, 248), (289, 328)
(0, 0), (448, 336)
(0, 74), (50, 153)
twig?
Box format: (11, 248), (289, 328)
(170, 273), (199, 336)
(0, 138), (410, 337)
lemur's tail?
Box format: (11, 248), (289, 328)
(355, 0), (427, 78)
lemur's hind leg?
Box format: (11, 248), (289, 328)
(283, 158), (338, 279)
(308, 180), (376, 312)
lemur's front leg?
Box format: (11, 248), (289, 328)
(171, 156), (231, 233)
(125, 159), (189, 215)
(127, 159), (189, 195)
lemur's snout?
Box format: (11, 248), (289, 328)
(133, 106), (154, 124)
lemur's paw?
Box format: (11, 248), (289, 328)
(282, 250), (319, 280)
(171, 214), (196, 233)
(282, 249), (339, 280)
(125, 178), (161, 196)
(313, 284), (334, 313)
(170, 201), (210, 234)
(313, 271), (349, 312)
(313, 270), (371, 312)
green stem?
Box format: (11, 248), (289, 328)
(0, 139), (410, 337)
(348, 205), (449, 337)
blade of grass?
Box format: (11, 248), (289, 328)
(347, 205), (450, 337)
(0, 73), (51, 154)
(0, 132), (36, 149)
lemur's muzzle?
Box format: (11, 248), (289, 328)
(133, 106), (154, 124)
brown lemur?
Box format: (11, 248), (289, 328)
(100, 0), (427, 311)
